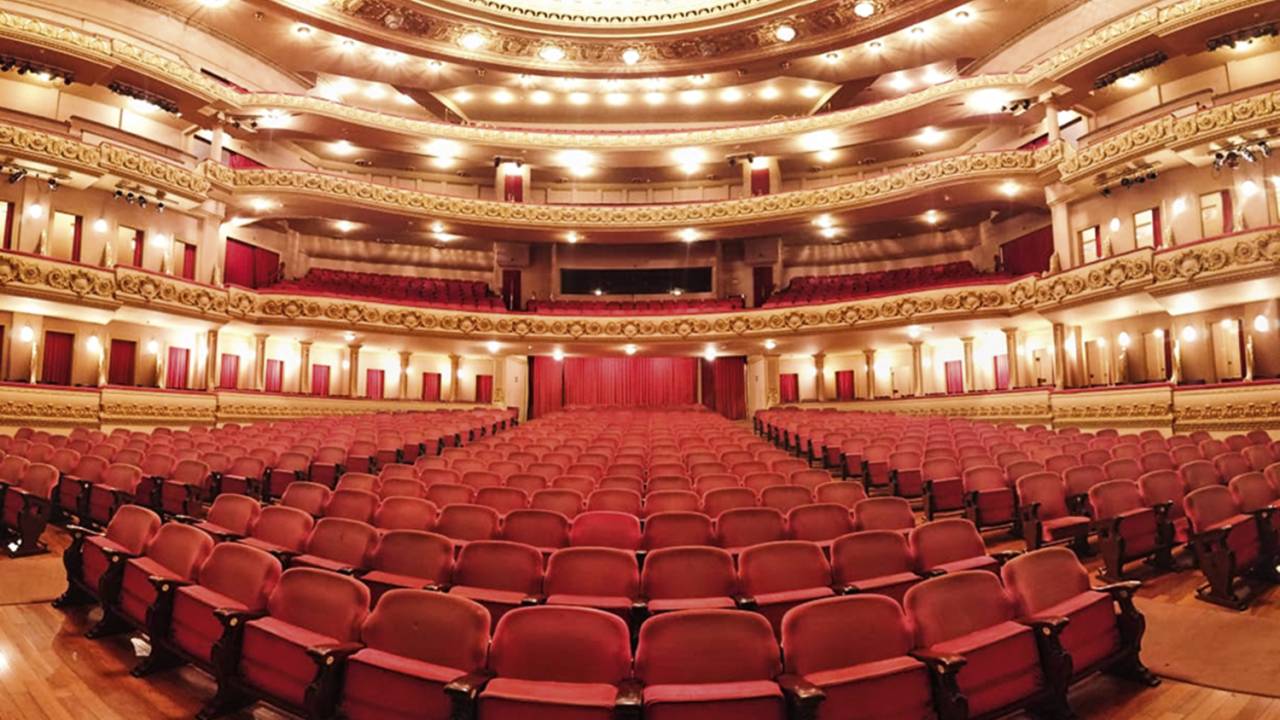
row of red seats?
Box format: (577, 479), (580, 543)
(765, 262), (994, 307)
(268, 268), (505, 310)
(525, 296), (745, 316)
(56, 502), (1156, 720)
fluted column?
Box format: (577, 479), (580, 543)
(447, 354), (461, 402)
(1052, 323), (1067, 389)
(347, 343), (362, 397)
(298, 341), (312, 394)
(399, 351), (412, 400)
(252, 333), (268, 391)
(910, 341), (924, 397)
(156, 342), (167, 389)
(764, 353), (780, 406)
(92, 334), (107, 387)
(863, 349), (877, 399)
(204, 330), (219, 391)
(1003, 328), (1020, 389)
(961, 337), (975, 392)
(813, 353), (826, 402)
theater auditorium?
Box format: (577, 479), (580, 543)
(2, 0), (1280, 718)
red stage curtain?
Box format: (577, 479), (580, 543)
(422, 371), (442, 401)
(475, 374), (494, 403)
(224, 239), (255, 287)
(131, 230), (144, 267)
(1000, 226), (1054, 276)
(166, 347), (190, 389)
(835, 370), (856, 401)
(562, 357), (697, 408)
(366, 368), (385, 399)
(253, 246), (279, 288)
(41, 331), (74, 386)
(501, 269), (522, 311)
(750, 166), (771, 196)
(701, 357), (746, 419)
(227, 151), (266, 169)
(993, 355), (1010, 391)
(218, 353), (240, 389)
(944, 360), (964, 394)
(311, 364), (330, 397)
(778, 373), (799, 403)
(530, 356), (564, 418)
(503, 173), (523, 202)
(181, 242), (197, 280)
(108, 339), (136, 386)
(264, 359), (284, 393)
(752, 265), (774, 307)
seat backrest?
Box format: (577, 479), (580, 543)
(305, 517), (378, 567)
(1104, 458), (1141, 481)
(1214, 452), (1251, 484)
(530, 488), (584, 518)
(206, 493), (262, 535)
(501, 508), (571, 549)
(782, 594), (913, 675)
(702, 487), (758, 518)
(787, 503), (854, 542)
(636, 610), (780, 684)
(18, 462), (59, 498)
(641, 546), (736, 599)
(197, 542), (282, 612)
(922, 457), (960, 480)
(145, 523), (215, 580)
(1140, 452), (1175, 473)
(462, 470), (503, 489)
(1184, 485), (1241, 533)
(1138, 469), (1185, 518)
(436, 504), (501, 542)
(361, 589), (489, 672)
(962, 465), (1007, 492)
(904, 571), (1014, 647)
(814, 481), (867, 508)
(267, 568), (370, 642)
(545, 547), (639, 598)
(103, 463), (144, 492)
(419, 468), (462, 486)
(250, 505), (316, 551)
(568, 510), (642, 549)
(373, 496), (438, 530)
(453, 540), (543, 594)
(0, 454), (31, 482)
(325, 489), (379, 523)
(489, 606), (631, 683)
(103, 504), (162, 555)
(586, 488), (643, 515)
(717, 507), (787, 549)
(280, 482), (332, 516)
(1001, 547), (1091, 616)
(1016, 472), (1071, 520)
(760, 485), (814, 513)
(1088, 480), (1143, 519)
(738, 540), (831, 595)
(475, 486), (530, 515)
(641, 511), (715, 549)
(1229, 472), (1277, 513)
(368, 530), (454, 584)
(909, 518), (986, 570)
(831, 530), (914, 583)
(852, 497), (914, 531)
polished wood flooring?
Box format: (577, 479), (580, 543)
(1, 519), (1278, 719)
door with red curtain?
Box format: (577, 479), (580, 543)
(131, 229), (144, 267)
(264, 359), (284, 393)
(311, 365), (331, 397)
(503, 173), (523, 202)
(752, 266), (774, 307)
(778, 373), (799, 403)
(224, 239), (255, 287)
(944, 360), (964, 394)
(422, 371), (442, 401)
(108, 339), (136, 386)
(219, 353), (240, 389)
(701, 357), (746, 419)
(501, 269), (522, 311)
(530, 356), (564, 418)
(475, 374), (494, 403)
(834, 370), (856, 401)
(366, 369), (385, 399)
(181, 242), (197, 280)
(166, 347), (190, 389)
(993, 355), (1009, 391)
(41, 331), (75, 386)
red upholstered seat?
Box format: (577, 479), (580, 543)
(290, 517), (378, 572)
(1089, 480), (1172, 581)
(59, 504), (161, 607)
(962, 465), (1015, 531)
(436, 504), (501, 545)
(88, 463), (145, 526)
(738, 540), (835, 634)
(1184, 485), (1268, 609)
(642, 511), (715, 550)
(57, 453), (110, 518)
(544, 547), (640, 621)
(162, 542), (282, 667)
(360, 530), (454, 601)
(373, 496), (438, 530)
(830, 530), (924, 603)
(115, 523), (214, 627)
(448, 540), (543, 626)
(279, 481), (332, 517)
(787, 503), (854, 546)
(569, 511), (641, 550)
(239, 505), (315, 555)
(717, 507), (786, 553)
(813, 481), (867, 509)
(1017, 471), (1091, 551)
(160, 459), (212, 516)
(192, 493), (262, 539)
(641, 546), (738, 612)
(910, 518), (1000, 574)
(852, 497), (915, 534)
(502, 508), (571, 553)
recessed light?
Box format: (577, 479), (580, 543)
(373, 48), (403, 65)
(889, 74), (912, 91)
(689, 74), (709, 85)
(200, 0), (228, 6)
(486, 340), (501, 353)
(459, 32), (487, 50)
(1000, 180), (1020, 196)
(918, 126), (944, 145)
(624, 344), (638, 356)
(566, 231), (579, 243)
(854, 1), (876, 17)
(426, 59), (443, 70)
(679, 228), (699, 243)
(800, 85), (821, 98)
(622, 48), (642, 65)
(336, 220), (354, 232)
(492, 89), (515, 104)
(92, 218), (109, 233)
(679, 89), (705, 105)
(816, 149), (838, 163)
(813, 215), (834, 228)
(819, 227), (839, 239)
(823, 52), (841, 63)
(539, 45), (565, 62)
(452, 90), (473, 103)
(531, 90), (552, 105)
(868, 40), (884, 51)
(760, 86), (781, 100)
(953, 9), (973, 22)
(910, 24), (927, 36)
(764, 339), (777, 350)
(924, 210), (939, 224)
(431, 221), (445, 233)
(332, 139), (355, 155)
(605, 92), (629, 106)
(363, 84), (386, 100)
(801, 129), (837, 152)
(568, 92), (590, 105)
(293, 24), (313, 37)
(249, 198), (275, 212)
(339, 38), (357, 50)
(775, 24), (797, 42)
(1116, 73), (1141, 88)
(644, 92), (666, 105)
(720, 87), (744, 102)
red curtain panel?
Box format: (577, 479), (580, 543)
(218, 353), (240, 389)
(501, 269), (522, 311)
(700, 359), (716, 412)
(993, 355), (1010, 391)
(750, 166), (771, 196)
(41, 331), (75, 386)
(1221, 190), (1234, 235)
(701, 356), (746, 419)
(224, 239), (255, 287)
(366, 368), (385, 399)
(530, 356), (565, 418)
(166, 346), (190, 390)
(563, 357), (698, 407)
(752, 265), (774, 307)
(264, 358), (284, 393)
(1000, 226), (1054, 276)
(2, 202), (13, 250)
(944, 360), (964, 395)
(181, 242), (197, 280)
(835, 369), (856, 401)
(107, 339), (136, 386)
(71, 216), (83, 263)
(422, 371), (442, 401)
(503, 172), (523, 202)
(475, 374), (494, 403)
(252, 245), (280, 288)
(311, 364), (331, 397)
(778, 373), (799, 403)
(131, 229), (144, 267)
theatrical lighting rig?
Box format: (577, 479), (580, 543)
(112, 185), (168, 213)
(1094, 51), (1168, 89)
(108, 81), (181, 115)
(1097, 167), (1159, 197)
(0, 55), (74, 84)
(1213, 140), (1273, 171)
(1207, 22), (1277, 51)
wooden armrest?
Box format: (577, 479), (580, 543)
(146, 575), (192, 594)
(65, 524), (99, 540)
(1018, 614), (1070, 637)
(305, 641), (364, 666)
(520, 595), (544, 606)
(991, 550), (1021, 565)
(1092, 580), (1142, 600)
(614, 678), (643, 711)
(778, 673), (825, 703)
(212, 607), (268, 629)
(735, 595), (758, 611)
(98, 546), (140, 565)
(909, 649), (967, 675)
(171, 514), (201, 525)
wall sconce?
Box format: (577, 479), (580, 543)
(17, 325), (33, 343)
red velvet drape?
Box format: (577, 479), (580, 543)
(264, 359), (284, 393)
(701, 357), (746, 419)
(311, 364), (330, 397)
(131, 230), (144, 267)
(1221, 190), (1234, 234)
(503, 173), (523, 202)
(71, 216), (83, 262)
(224, 239), (255, 287)
(366, 368), (385, 399)
(750, 166), (771, 196)
(562, 357), (697, 407)
(835, 370), (856, 401)
(778, 373), (799, 403)
(1000, 226), (1054, 276)
(2, 202), (13, 250)
(944, 360), (964, 394)
(219, 353), (240, 389)
(475, 374), (494, 403)
(253, 246), (279, 288)
(993, 355), (1010, 391)
(752, 265), (774, 307)
(422, 371), (442, 401)
(501, 269), (522, 311)
(530, 356), (564, 418)
(1151, 207), (1163, 250)
(166, 347), (190, 389)
(181, 242), (197, 280)
(108, 339), (136, 386)
(41, 331), (74, 386)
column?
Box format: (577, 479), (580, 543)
(447, 354), (460, 402)
(156, 342), (167, 389)
(1003, 327), (1020, 389)
(1052, 323), (1067, 390)
(764, 354), (780, 406)
(863, 348), (877, 399)
(209, 123), (226, 162)
(1045, 183), (1072, 269)
(813, 353), (826, 402)
(92, 333), (107, 387)
(1043, 100), (1061, 143)
(398, 351), (412, 400)
(203, 330), (219, 391)
(298, 340), (312, 394)
(252, 333), (268, 391)
(1072, 326), (1086, 388)
(961, 337), (976, 392)
(910, 341), (925, 397)
(347, 343), (362, 397)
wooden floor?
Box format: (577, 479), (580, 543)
(2, 522), (1279, 719)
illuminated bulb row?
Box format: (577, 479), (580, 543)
(472, 85), (810, 107)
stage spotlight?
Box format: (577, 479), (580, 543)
(7, 168), (26, 184)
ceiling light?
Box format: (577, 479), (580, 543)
(813, 214), (834, 229)
(720, 87), (744, 102)
(556, 77), (582, 90)
(486, 340), (501, 354)
(452, 90), (473, 104)
(539, 45), (565, 62)
(923, 67), (949, 84)
(424, 139), (460, 162)
(673, 147), (705, 174)
(644, 92), (666, 105)
(910, 24), (927, 36)
(907, 325), (922, 339)
(1253, 314), (1271, 332)
(799, 85), (821, 98)
(1241, 179), (1260, 197)
(249, 198), (275, 212)
(1117, 73), (1141, 88)
(343, 331), (356, 342)
(395, 93), (414, 105)
(1109, 217), (1121, 232)
(373, 48), (403, 65)
(624, 344), (637, 355)
(819, 227), (839, 239)
(459, 32), (487, 51)
(605, 92), (628, 106)
(531, 90), (552, 105)
(775, 24), (797, 42)
(93, 218), (108, 233)
(679, 228), (699, 243)
(760, 86), (781, 100)
(823, 52), (841, 63)
(854, 1), (876, 17)
(622, 48), (642, 65)
(26, 204), (44, 219)
(363, 84), (386, 100)
(332, 139), (356, 155)
(426, 59), (443, 70)
(643, 77), (667, 90)
(338, 37), (357, 50)
(568, 92), (590, 105)
(258, 109), (291, 128)
(953, 8), (973, 22)
(593, 288), (604, 296)
(1172, 196), (1187, 215)
(918, 126), (944, 145)
(801, 130), (837, 152)
(565, 231), (579, 243)
(559, 150), (595, 176)
(764, 339), (777, 350)
(679, 90), (705, 105)
(816, 149), (838, 163)
(492, 89), (515, 104)
(924, 210), (939, 224)
(430, 221), (445, 233)
(199, 0), (228, 6)
(1181, 325), (1198, 342)
(868, 40), (884, 51)
(1000, 180), (1020, 197)
(888, 74), (912, 91)
(293, 24), (313, 37)
(1220, 318), (1237, 330)
(689, 74), (709, 85)
(552, 349), (565, 361)
(336, 220), (354, 233)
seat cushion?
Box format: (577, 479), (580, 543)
(806, 656), (932, 720)
(643, 681), (783, 720)
(341, 647), (464, 720)
(1034, 591), (1120, 675)
(82, 535), (129, 592)
(241, 616), (337, 708)
(1041, 515), (1091, 542)
(646, 596), (737, 613)
(292, 553), (357, 573)
(120, 556), (183, 625)
(479, 679), (618, 720)
(933, 554), (998, 575)
(932, 621), (1043, 717)
(171, 585), (247, 664)
(975, 489), (1014, 523)
(845, 572), (922, 604)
